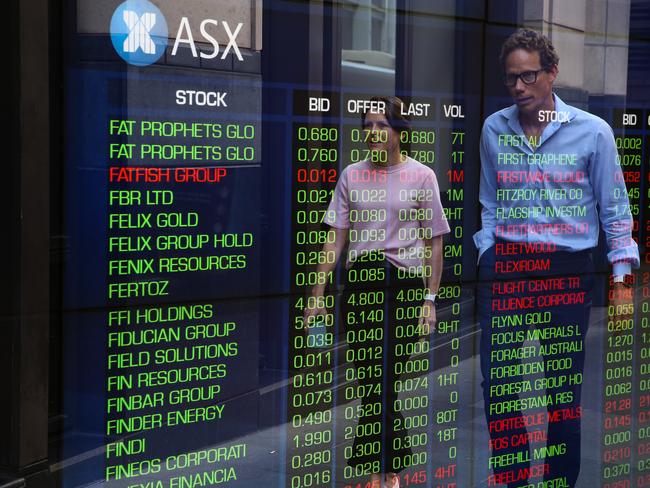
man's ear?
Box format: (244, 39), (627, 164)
(548, 64), (559, 82)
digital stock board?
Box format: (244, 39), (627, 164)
(56, 1), (650, 488)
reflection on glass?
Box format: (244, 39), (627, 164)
(48, 2), (650, 488)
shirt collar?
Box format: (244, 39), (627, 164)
(499, 93), (577, 151)
(553, 94), (578, 122)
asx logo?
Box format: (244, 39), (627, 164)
(110, 0), (244, 67)
(123, 11), (157, 55)
(110, 0), (168, 66)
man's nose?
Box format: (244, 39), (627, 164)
(514, 77), (526, 92)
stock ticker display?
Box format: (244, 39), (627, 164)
(58, 1), (650, 488)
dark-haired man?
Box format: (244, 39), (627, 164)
(474, 29), (639, 487)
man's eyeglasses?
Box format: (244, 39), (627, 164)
(502, 68), (546, 87)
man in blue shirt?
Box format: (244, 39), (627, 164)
(474, 29), (639, 488)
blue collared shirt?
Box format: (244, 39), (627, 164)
(473, 94), (639, 275)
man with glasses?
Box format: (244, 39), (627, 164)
(474, 29), (638, 487)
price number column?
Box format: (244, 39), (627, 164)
(601, 110), (642, 488)
(601, 289), (635, 488)
(635, 111), (650, 488)
(287, 93), (340, 488)
(395, 97), (443, 487)
(337, 103), (389, 488)
(431, 102), (470, 488)
(636, 270), (650, 488)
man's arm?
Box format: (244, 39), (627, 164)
(417, 169), (449, 334)
(474, 126), (499, 260)
(589, 122), (639, 316)
(589, 122), (640, 274)
(420, 236), (443, 334)
(304, 166), (350, 321)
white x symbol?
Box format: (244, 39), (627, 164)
(123, 10), (157, 54)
